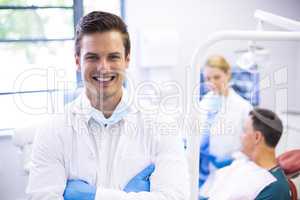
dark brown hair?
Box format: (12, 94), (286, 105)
(75, 11), (130, 57)
(249, 108), (283, 148)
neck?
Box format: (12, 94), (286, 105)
(252, 147), (277, 170)
(86, 89), (123, 118)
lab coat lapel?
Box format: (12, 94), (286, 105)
(69, 94), (97, 165)
(111, 112), (138, 189)
(110, 121), (127, 189)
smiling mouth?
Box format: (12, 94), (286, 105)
(92, 74), (116, 85)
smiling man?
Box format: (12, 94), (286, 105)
(78, 29), (128, 118)
(26, 11), (190, 200)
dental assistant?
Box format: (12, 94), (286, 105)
(27, 11), (190, 200)
(199, 55), (253, 196)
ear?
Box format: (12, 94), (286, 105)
(75, 54), (81, 72)
(254, 131), (263, 145)
(125, 53), (130, 69)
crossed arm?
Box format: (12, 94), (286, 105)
(27, 123), (190, 200)
(63, 164), (155, 200)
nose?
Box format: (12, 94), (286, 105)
(209, 78), (218, 85)
(97, 58), (110, 72)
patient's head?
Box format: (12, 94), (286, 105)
(241, 108), (283, 159)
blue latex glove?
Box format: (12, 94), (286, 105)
(211, 156), (234, 169)
(63, 180), (96, 200)
(123, 164), (155, 193)
(199, 196), (209, 200)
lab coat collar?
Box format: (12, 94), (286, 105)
(70, 87), (137, 126)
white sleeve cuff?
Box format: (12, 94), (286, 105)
(95, 188), (126, 200)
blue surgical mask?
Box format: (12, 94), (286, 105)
(201, 93), (222, 114)
(90, 89), (130, 126)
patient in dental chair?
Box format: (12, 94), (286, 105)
(201, 108), (291, 200)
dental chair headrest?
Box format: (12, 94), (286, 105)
(12, 126), (37, 148)
(277, 149), (300, 176)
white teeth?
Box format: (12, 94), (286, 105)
(95, 77), (111, 82)
(92, 74), (116, 82)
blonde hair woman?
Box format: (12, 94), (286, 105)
(199, 55), (253, 198)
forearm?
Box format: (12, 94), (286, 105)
(27, 192), (64, 200)
(26, 122), (67, 200)
(26, 185), (65, 200)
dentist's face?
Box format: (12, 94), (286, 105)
(203, 66), (230, 94)
(76, 31), (129, 99)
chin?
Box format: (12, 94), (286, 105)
(98, 86), (122, 98)
(85, 77), (123, 95)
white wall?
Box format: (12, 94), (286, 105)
(297, 44), (300, 107)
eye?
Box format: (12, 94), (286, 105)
(85, 55), (98, 61)
(109, 54), (121, 61)
(213, 75), (220, 80)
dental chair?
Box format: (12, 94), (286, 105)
(277, 149), (300, 200)
(12, 87), (83, 174)
(13, 126), (37, 174)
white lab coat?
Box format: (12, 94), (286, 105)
(199, 88), (253, 158)
(199, 88), (253, 195)
(27, 91), (190, 200)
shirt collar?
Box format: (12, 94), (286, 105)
(77, 88), (132, 126)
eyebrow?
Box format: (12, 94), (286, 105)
(84, 52), (99, 58)
(84, 52), (122, 57)
(109, 52), (122, 56)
